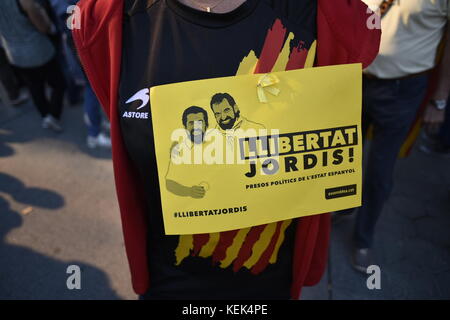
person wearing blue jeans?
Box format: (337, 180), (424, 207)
(354, 74), (429, 250)
(48, 0), (84, 106)
(353, 0), (450, 272)
(84, 85), (111, 149)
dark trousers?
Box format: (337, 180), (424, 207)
(0, 47), (21, 100)
(84, 85), (102, 137)
(354, 74), (429, 249)
(15, 56), (66, 119)
(439, 97), (450, 147)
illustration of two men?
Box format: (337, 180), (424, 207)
(166, 93), (264, 199)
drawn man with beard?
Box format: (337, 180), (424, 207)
(210, 93), (267, 166)
(166, 106), (210, 199)
(210, 93), (265, 136)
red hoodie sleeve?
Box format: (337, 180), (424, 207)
(73, 0), (150, 295)
(71, 0), (123, 118)
(317, 0), (381, 69)
(292, 0), (381, 298)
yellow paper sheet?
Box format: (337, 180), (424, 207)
(150, 64), (362, 235)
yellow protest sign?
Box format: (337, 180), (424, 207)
(150, 63), (362, 235)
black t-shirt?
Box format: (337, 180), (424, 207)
(119, 0), (317, 299)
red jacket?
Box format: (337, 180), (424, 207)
(73, 0), (380, 298)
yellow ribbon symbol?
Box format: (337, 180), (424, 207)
(257, 73), (280, 103)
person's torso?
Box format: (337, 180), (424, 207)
(0, 0), (55, 68)
(363, 0), (450, 78)
(118, 0), (317, 299)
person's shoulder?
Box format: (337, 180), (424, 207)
(316, 0), (381, 68)
(260, 0), (317, 26)
(74, 0), (164, 48)
(260, 0), (316, 11)
(254, 121), (266, 130)
(124, 0), (162, 16)
(241, 117), (266, 130)
(73, 0), (124, 48)
(76, 0), (121, 20)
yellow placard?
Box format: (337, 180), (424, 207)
(150, 64), (362, 235)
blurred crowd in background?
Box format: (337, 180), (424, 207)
(0, 0), (111, 149)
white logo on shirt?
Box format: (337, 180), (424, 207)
(123, 88), (150, 119)
(126, 88), (149, 110)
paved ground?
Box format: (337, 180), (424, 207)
(1, 100), (449, 300)
(0, 101), (133, 299)
(302, 131), (450, 300)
